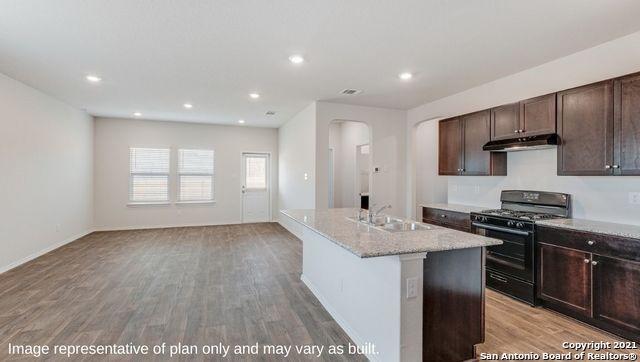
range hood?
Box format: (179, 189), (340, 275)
(482, 133), (559, 152)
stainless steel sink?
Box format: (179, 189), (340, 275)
(346, 216), (433, 233)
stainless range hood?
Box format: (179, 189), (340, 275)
(482, 133), (558, 152)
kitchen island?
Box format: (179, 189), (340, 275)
(280, 208), (502, 362)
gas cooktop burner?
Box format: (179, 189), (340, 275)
(478, 209), (562, 221)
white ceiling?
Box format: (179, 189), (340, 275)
(2, 1), (640, 127)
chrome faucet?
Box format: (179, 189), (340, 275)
(368, 204), (392, 224)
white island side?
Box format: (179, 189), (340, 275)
(280, 208), (502, 362)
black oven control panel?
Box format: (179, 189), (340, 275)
(470, 214), (535, 232)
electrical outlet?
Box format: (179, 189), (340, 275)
(406, 277), (418, 299)
(629, 192), (640, 205)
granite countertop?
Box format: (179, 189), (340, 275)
(536, 218), (640, 240)
(281, 208), (502, 258)
(421, 203), (487, 214)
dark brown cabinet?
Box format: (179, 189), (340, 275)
(490, 94), (556, 141)
(614, 73), (640, 175)
(490, 102), (520, 140)
(520, 93), (557, 137)
(438, 111), (506, 176)
(422, 207), (471, 232)
(438, 117), (463, 175)
(537, 226), (640, 341)
(557, 80), (614, 175)
(538, 243), (591, 317)
(592, 255), (640, 337)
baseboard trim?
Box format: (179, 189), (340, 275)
(0, 229), (94, 274)
(93, 221), (276, 232)
(300, 274), (381, 362)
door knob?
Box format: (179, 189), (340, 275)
(587, 240), (595, 246)
(591, 261), (598, 266)
(605, 165), (611, 169)
(583, 259), (590, 264)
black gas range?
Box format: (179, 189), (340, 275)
(470, 190), (571, 305)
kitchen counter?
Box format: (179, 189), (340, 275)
(281, 208), (501, 258)
(537, 218), (640, 240)
(421, 203), (487, 214)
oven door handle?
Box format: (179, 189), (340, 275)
(472, 222), (531, 236)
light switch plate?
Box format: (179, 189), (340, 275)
(629, 192), (640, 205)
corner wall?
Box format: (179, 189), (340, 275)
(0, 73), (94, 273)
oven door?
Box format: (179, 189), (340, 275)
(472, 222), (534, 282)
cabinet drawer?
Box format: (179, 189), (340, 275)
(487, 269), (535, 305)
(423, 207), (470, 232)
(537, 226), (640, 262)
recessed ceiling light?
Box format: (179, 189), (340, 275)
(133, 112), (142, 117)
(238, 119), (245, 124)
(183, 103), (193, 109)
(85, 75), (102, 83)
(399, 72), (413, 80)
(289, 55), (305, 64)
(249, 93), (260, 99)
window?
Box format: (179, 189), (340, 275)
(244, 155), (267, 189)
(129, 148), (170, 203)
(178, 149), (214, 202)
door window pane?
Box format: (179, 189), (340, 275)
(245, 156), (267, 189)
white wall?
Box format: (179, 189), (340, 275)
(0, 73), (94, 273)
(316, 101), (407, 214)
(94, 117), (278, 230)
(407, 30), (640, 224)
(277, 103), (317, 235)
(328, 121), (370, 208)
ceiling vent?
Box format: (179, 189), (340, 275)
(340, 89), (363, 95)
(265, 110), (276, 116)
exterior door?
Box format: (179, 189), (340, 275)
(241, 153), (270, 223)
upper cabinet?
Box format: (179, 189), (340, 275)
(520, 93), (557, 137)
(557, 80), (614, 176)
(614, 73), (640, 175)
(490, 94), (556, 141)
(439, 111), (507, 176)
(558, 73), (640, 176)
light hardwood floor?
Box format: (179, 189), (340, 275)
(0, 223), (636, 361)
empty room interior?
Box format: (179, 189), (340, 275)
(2, 1), (640, 361)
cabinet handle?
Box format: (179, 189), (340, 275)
(583, 259), (590, 264)
(587, 240), (595, 246)
(520, 129), (525, 133)
(612, 165), (620, 169)
(591, 261), (598, 266)
(440, 214), (447, 218)
(605, 165), (611, 169)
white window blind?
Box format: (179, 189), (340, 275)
(245, 155), (267, 190)
(129, 148), (170, 202)
(178, 149), (214, 201)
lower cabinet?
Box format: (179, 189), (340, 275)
(537, 226), (640, 342)
(592, 255), (640, 338)
(422, 207), (471, 232)
(538, 244), (591, 317)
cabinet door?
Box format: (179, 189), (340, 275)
(490, 102), (520, 140)
(520, 93), (556, 137)
(438, 118), (462, 175)
(557, 80), (614, 175)
(592, 255), (640, 338)
(538, 244), (592, 317)
(462, 110), (506, 176)
(614, 73), (640, 175)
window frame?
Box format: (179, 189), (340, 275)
(176, 148), (215, 203)
(128, 147), (171, 205)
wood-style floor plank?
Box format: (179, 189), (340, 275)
(0, 223), (635, 361)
